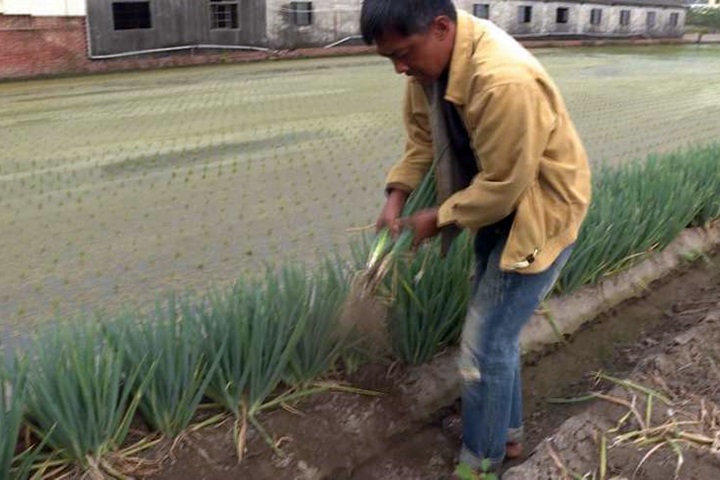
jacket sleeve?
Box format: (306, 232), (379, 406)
(437, 80), (556, 229)
(384, 80), (434, 194)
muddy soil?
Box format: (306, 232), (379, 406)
(505, 277), (720, 478)
(350, 253), (720, 480)
(142, 252), (720, 480)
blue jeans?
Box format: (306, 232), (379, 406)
(459, 217), (573, 470)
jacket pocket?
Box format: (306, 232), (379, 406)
(503, 180), (568, 271)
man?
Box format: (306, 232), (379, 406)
(360, 0), (592, 476)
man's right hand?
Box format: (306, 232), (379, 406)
(376, 189), (408, 237)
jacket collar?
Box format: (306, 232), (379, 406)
(444, 10), (480, 105)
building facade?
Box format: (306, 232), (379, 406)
(264, 1), (361, 48)
(455, 0), (686, 38)
(85, 0), (266, 56)
(0, 0), (687, 78)
(261, 0), (686, 47)
(3, 0), (682, 54)
(0, 0), (687, 54)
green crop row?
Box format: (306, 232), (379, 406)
(2, 143), (719, 478)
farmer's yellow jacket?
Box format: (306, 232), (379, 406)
(386, 10), (592, 274)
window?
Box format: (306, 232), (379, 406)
(290, 2), (313, 26)
(518, 6), (532, 24)
(473, 4), (490, 19)
(112, 2), (152, 30)
(556, 7), (569, 24)
(210, 1), (239, 29)
(619, 10), (631, 26)
(647, 11), (656, 28)
(590, 9), (602, 26)
(669, 12), (679, 27)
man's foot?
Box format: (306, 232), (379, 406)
(441, 413), (524, 460)
(505, 441), (523, 460)
(441, 412), (463, 439)
(453, 462), (498, 479)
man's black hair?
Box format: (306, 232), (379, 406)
(360, 0), (457, 45)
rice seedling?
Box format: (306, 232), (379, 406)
(23, 320), (153, 477)
(104, 295), (223, 439)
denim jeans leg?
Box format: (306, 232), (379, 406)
(507, 359), (524, 444)
(458, 238), (573, 471)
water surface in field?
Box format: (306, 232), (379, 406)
(1, 45), (719, 338)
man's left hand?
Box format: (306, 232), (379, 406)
(400, 208), (440, 247)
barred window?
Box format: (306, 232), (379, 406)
(473, 4), (490, 20)
(112, 2), (152, 30)
(518, 6), (532, 24)
(647, 11), (657, 28)
(590, 9), (602, 26)
(620, 10), (631, 26)
(290, 2), (313, 26)
(210, 0), (239, 30)
(556, 7), (569, 24)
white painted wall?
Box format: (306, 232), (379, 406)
(456, 1), (684, 37)
(1, 0), (86, 16)
(265, 0), (362, 48)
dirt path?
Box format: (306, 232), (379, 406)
(143, 252), (720, 479)
(350, 253), (720, 479)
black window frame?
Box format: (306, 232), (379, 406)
(647, 11), (657, 28)
(473, 3), (490, 20)
(290, 1), (313, 27)
(518, 5), (533, 24)
(669, 12), (679, 27)
(556, 7), (570, 24)
(590, 8), (603, 26)
(112, 1), (152, 31)
(209, 0), (239, 30)
(619, 9), (631, 26)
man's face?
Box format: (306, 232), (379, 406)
(375, 18), (454, 84)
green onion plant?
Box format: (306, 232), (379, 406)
(23, 320), (152, 476)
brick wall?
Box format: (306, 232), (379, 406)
(0, 14), (373, 80)
(0, 15), (88, 78)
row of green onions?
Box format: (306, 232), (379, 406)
(2, 143), (719, 478)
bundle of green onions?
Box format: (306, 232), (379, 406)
(361, 165), (438, 293)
